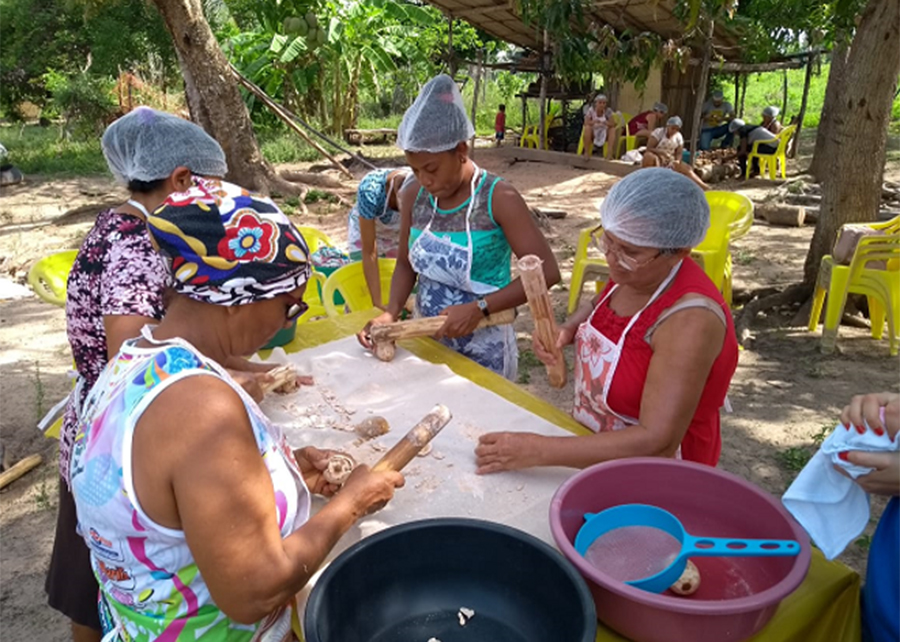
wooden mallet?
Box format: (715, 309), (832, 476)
(368, 309), (516, 362)
(518, 254), (566, 388)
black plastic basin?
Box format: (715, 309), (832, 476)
(305, 518), (597, 642)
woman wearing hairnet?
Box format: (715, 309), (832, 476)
(641, 116), (710, 191)
(761, 105), (784, 135)
(359, 74), (560, 379)
(46, 108), (277, 642)
(476, 169), (738, 473)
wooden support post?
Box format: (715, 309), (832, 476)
(538, 30), (549, 151)
(739, 74), (748, 118)
(518, 255), (566, 388)
(791, 54), (814, 159)
(689, 19), (714, 165)
(373, 405), (452, 473)
(447, 16), (456, 77)
(781, 69), (788, 119)
(734, 72), (740, 107)
(470, 50), (483, 158)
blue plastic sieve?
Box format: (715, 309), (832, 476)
(574, 504), (801, 593)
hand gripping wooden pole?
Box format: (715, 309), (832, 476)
(369, 309), (516, 362)
(518, 254), (567, 388)
(372, 405), (452, 473)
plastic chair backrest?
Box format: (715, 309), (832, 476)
(27, 250), (79, 307)
(297, 272), (327, 323)
(705, 191), (754, 240)
(849, 233), (900, 277)
(322, 258), (396, 316)
(295, 226), (335, 254)
(691, 214), (731, 289)
(773, 125), (796, 155)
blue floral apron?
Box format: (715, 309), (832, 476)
(409, 166), (518, 380)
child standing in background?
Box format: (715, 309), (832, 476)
(495, 104), (506, 146)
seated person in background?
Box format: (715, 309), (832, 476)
(71, 181), (404, 641)
(642, 116), (710, 191)
(838, 392), (899, 642)
(476, 169), (738, 473)
(581, 94), (618, 159)
(698, 89), (735, 150)
(730, 118), (778, 177)
(628, 102), (667, 146)
(761, 105), (784, 134)
(347, 167), (411, 306)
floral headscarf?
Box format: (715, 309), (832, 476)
(146, 178), (311, 306)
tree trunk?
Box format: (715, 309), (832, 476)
(689, 19), (714, 165)
(802, 0), (900, 289)
(150, 0), (298, 195)
(807, 35), (850, 179)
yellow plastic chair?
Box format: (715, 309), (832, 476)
(567, 227), (610, 314)
(519, 111), (560, 150)
(690, 213), (731, 292)
(27, 250), (79, 307)
(295, 226), (335, 254)
(746, 124), (796, 180)
(808, 216), (900, 355)
(616, 112), (640, 158)
(705, 191), (755, 305)
(299, 272), (328, 323)
(322, 258), (396, 317)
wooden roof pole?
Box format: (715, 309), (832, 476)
(689, 19), (714, 166)
(791, 53), (815, 158)
(470, 50), (484, 158)
(538, 29), (549, 150)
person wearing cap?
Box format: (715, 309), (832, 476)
(69, 180), (404, 641)
(627, 101), (668, 145)
(698, 89), (735, 150)
(347, 167), (412, 306)
(641, 116), (710, 191)
(476, 169), (738, 473)
(761, 105), (784, 135)
(729, 117), (779, 178)
(581, 93), (618, 159)
(358, 74), (560, 379)
(45, 107), (233, 642)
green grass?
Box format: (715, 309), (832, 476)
(2, 124), (106, 176)
(713, 62), (900, 130)
(517, 348), (543, 384)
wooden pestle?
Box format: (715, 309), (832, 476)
(372, 404), (452, 473)
(369, 309), (516, 362)
(518, 254), (567, 388)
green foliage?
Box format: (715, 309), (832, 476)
(44, 70), (118, 137)
(1, 124), (107, 176)
(517, 348), (543, 384)
(777, 445), (812, 474)
(0, 0), (176, 118)
(257, 130), (322, 164)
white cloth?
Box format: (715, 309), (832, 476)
(782, 419), (899, 560)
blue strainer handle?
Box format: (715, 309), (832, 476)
(682, 535), (800, 557)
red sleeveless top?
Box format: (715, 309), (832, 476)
(628, 111), (652, 135)
(590, 259), (738, 465)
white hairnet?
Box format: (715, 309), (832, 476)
(667, 116), (683, 128)
(653, 102), (668, 113)
(101, 107), (227, 185)
(763, 105), (780, 118)
(711, 90), (724, 100)
(600, 168), (710, 249)
(595, 94), (608, 103)
(728, 118), (745, 133)
(397, 74), (475, 153)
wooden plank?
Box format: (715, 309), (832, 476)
(496, 146), (639, 177)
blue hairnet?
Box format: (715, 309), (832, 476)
(600, 168), (710, 249)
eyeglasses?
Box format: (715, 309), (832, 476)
(282, 293), (309, 322)
(592, 229), (662, 272)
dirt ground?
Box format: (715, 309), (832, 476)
(1, 145), (898, 640)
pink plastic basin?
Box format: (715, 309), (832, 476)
(550, 458), (811, 642)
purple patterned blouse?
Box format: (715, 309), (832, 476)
(59, 209), (170, 484)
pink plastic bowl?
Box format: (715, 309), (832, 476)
(549, 458), (811, 642)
